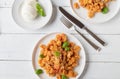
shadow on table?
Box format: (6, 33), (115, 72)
(47, 3), (57, 25)
(78, 51), (90, 79)
(40, 2), (57, 30)
(98, 7), (120, 25)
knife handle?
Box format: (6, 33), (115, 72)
(75, 29), (101, 52)
(83, 27), (107, 46)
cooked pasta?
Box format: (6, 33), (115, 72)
(38, 33), (81, 79)
(74, 0), (113, 18)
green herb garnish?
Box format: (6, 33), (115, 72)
(65, 47), (70, 51)
(36, 3), (46, 16)
(39, 54), (45, 58)
(102, 7), (109, 14)
(54, 51), (60, 57)
(62, 75), (68, 79)
(35, 69), (43, 75)
(62, 41), (69, 48)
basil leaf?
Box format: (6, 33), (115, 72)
(62, 41), (69, 48)
(62, 75), (68, 79)
(39, 54), (45, 58)
(54, 51), (60, 57)
(65, 47), (70, 51)
(36, 3), (46, 16)
(35, 69), (43, 75)
(102, 7), (109, 14)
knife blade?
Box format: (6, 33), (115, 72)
(59, 6), (107, 46)
(59, 7), (84, 29)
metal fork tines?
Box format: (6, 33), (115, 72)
(60, 16), (101, 52)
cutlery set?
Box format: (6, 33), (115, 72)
(59, 7), (107, 51)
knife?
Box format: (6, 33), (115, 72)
(59, 6), (107, 46)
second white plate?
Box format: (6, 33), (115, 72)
(70, 0), (120, 24)
(12, 0), (53, 30)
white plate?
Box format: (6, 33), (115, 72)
(32, 32), (86, 79)
(12, 0), (53, 30)
(70, 0), (120, 24)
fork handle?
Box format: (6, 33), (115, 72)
(83, 27), (107, 46)
(75, 29), (101, 52)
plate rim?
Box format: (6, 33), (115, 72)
(69, 0), (120, 24)
(32, 32), (86, 79)
(12, 0), (53, 30)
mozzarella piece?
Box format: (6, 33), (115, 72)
(21, 0), (37, 22)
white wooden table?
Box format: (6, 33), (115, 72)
(0, 0), (120, 79)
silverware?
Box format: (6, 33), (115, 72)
(60, 16), (101, 52)
(59, 7), (107, 46)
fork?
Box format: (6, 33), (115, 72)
(60, 16), (101, 52)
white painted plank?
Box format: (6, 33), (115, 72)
(0, 8), (120, 34)
(0, 61), (38, 79)
(0, 34), (120, 62)
(0, 0), (14, 8)
(0, 61), (120, 79)
(82, 62), (120, 79)
(0, 34), (43, 60)
(0, 0), (70, 8)
(75, 34), (120, 62)
(0, 8), (70, 34)
(52, 0), (70, 7)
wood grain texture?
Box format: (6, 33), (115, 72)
(0, 0), (120, 79)
(0, 8), (120, 34)
(0, 0), (70, 8)
(0, 34), (120, 62)
(0, 61), (120, 79)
